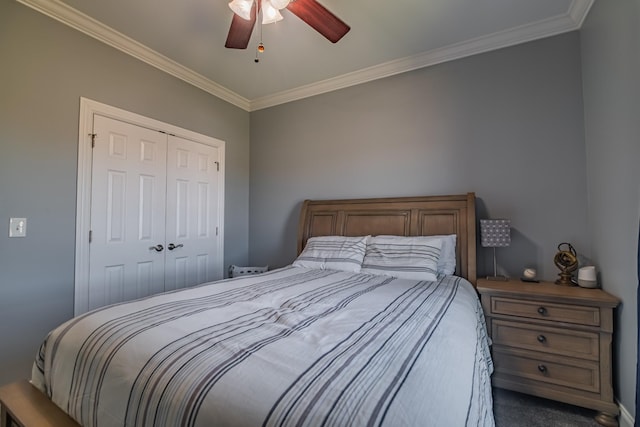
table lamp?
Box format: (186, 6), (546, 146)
(480, 219), (511, 281)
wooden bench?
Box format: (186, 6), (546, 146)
(0, 381), (78, 427)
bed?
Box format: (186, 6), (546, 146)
(0, 193), (494, 427)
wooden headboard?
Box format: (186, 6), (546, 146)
(297, 193), (477, 285)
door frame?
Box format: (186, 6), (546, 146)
(75, 97), (225, 315)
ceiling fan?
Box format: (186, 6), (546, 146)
(225, 0), (350, 49)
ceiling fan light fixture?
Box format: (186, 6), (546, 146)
(269, 0), (291, 10)
(261, 0), (283, 24)
(225, 0), (349, 50)
(228, 0), (254, 21)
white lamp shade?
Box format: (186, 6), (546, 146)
(262, 0), (283, 24)
(269, 0), (290, 9)
(229, 0), (254, 21)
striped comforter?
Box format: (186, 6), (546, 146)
(32, 267), (494, 427)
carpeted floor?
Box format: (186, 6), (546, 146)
(493, 388), (601, 427)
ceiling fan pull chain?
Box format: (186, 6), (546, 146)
(255, 0), (264, 62)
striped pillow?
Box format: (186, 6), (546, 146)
(293, 236), (369, 273)
(361, 235), (443, 281)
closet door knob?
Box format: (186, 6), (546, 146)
(149, 244), (164, 252)
(168, 243), (184, 251)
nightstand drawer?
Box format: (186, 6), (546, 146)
(490, 297), (600, 326)
(492, 320), (599, 360)
(493, 348), (600, 393)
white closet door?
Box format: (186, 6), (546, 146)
(164, 135), (221, 290)
(88, 115), (168, 309)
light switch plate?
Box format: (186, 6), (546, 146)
(9, 217), (27, 237)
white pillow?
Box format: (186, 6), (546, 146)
(361, 235), (443, 281)
(293, 235), (369, 273)
(431, 234), (457, 275)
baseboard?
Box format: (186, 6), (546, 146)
(618, 400), (634, 427)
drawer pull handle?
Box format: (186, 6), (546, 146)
(537, 307), (547, 315)
(538, 364), (547, 373)
(537, 335), (546, 343)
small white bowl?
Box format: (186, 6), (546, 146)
(578, 278), (598, 288)
(578, 265), (597, 280)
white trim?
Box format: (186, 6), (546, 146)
(251, 8), (587, 110)
(16, 0), (250, 111)
(74, 97), (225, 315)
(74, 99), (94, 315)
(17, 0), (592, 112)
(569, 0), (595, 28)
(618, 400), (634, 427)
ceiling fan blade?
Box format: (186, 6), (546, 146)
(286, 0), (350, 43)
(225, 5), (257, 49)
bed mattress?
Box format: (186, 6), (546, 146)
(32, 266), (494, 427)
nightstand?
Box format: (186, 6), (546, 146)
(477, 279), (620, 427)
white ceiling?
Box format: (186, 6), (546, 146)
(18, 0), (592, 111)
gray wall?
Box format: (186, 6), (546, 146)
(3, 0), (637, 418)
(250, 32), (589, 284)
(581, 0), (640, 416)
(0, 0), (250, 386)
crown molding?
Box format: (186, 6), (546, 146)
(17, 0), (592, 113)
(251, 0), (593, 110)
(16, 0), (251, 111)
(568, 0), (595, 28)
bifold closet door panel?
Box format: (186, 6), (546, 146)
(89, 114), (168, 310)
(165, 135), (221, 291)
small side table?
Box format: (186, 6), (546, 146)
(477, 278), (620, 427)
